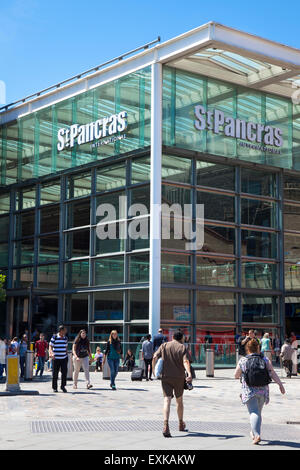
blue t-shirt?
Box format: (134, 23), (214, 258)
(19, 342), (28, 357)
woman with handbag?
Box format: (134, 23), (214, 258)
(72, 330), (93, 390)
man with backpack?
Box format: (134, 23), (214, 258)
(234, 338), (285, 445)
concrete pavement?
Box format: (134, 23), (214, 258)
(0, 367), (300, 450)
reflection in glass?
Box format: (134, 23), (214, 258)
(196, 291), (236, 322)
(94, 291), (123, 321)
(162, 155), (192, 184)
(67, 172), (91, 199)
(197, 191), (235, 223)
(97, 163), (126, 192)
(161, 253), (191, 284)
(40, 205), (60, 233)
(65, 260), (89, 288)
(129, 290), (149, 320)
(66, 199), (90, 229)
(129, 253), (149, 283)
(241, 168), (276, 197)
(242, 262), (278, 289)
(241, 230), (277, 259)
(37, 264), (59, 288)
(95, 256), (124, 286)
(197, 161), (235, 191)
(196, 258), (236, 287)
(131, 156), (151, 184)
(241, 198), (277, 228)
(40, 181), (61, 205)
(66, 230), (90, 259)
(242, 295), (278, 323)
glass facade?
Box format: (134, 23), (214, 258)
(1, 58), (300, 344)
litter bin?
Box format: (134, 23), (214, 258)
(206, 348), (214, 377)
(67, 351), (73, 381)
(25, 350), (34, 381)
(103, 359), (110, 380)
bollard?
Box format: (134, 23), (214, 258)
(206, 348), (214, 377)
(25, 350), (34, 381)
(67, 351), (73, 381)
(103, 359), (110, 380)
(6, 355), (20, 392)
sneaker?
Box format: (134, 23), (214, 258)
(111, 385), (116, 390)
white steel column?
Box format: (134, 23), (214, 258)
(149, 61), (162, 339)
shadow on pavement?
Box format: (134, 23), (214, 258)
(181, 431), (243, 440)
(260, 440), (300, 449)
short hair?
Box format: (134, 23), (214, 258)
(146, 334), (151, 340)
(158, 328), (163, 333)
(245, 338), (260, 354)
(58, 325), (65, 332)
(173, 331), (184, 342)
(264, 333), (269, 338)
(285, 339), (291, 344)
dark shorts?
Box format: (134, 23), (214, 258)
(161, 377), (185, 399)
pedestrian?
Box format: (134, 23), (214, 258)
(103, 330), (123, 390)
(280, 339), (294, 378)
(153, 328), (167, 353)
(237, 331), (247, 359)
(290, 332), (298, 376)
(10, 337), (19, 356)
(234, 338), (285, 445)
(152, 330), (193, 438)
(35, 333), (48, 378)
(260, 333), (272, 361)
(272, 334), (281, 365)
(123, 349), (135, 371)
(142, 334), (154, 381)
(94, 347), (103, 372)
(49, 325), (68, 393)
(18, 334), (28, 378)
(240, 329), (260, 351)
(0, 337), (6, 379)
(72, 329), (93, 390)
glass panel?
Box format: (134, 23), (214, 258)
(129, 289), (149, 320)
(95, 223), (125, 254)
(66, 199), (90, 229)
(40, 180), (61, 205)
(94, 256), (124, 286)
(18, 187), (36, 210)
(285, 264), (300, 290)
(13, 267), (34, 288)
(5, 122), (18, 184)
(241, 230), (277, 258)
(129, 217), (150, 251)
(161, 216), (190, 251)
(14, 239), (35, 265)
(196, 161), (235, 191)
(284, 203), (300, 231)
(93, 325), (123, 342)
(65, 260), (89, 288)
(162, 155), (192, 184)
(241, 168), (276, 197)
(40, 205), (60, 233)
(94, 291), (123, 321)
(161, 253), (191, 284)
(37, 107), (53, 178)
(197, 191), (235, 223)
(0, 194), (10, 214)
(131, 156), (151, 184)
(284, 175), (300, 201)
(96, 163), (126, 192)
(0, 244), (8, 267)
(161, 288), (191, 322)
(20, 117), (35, 181)
(95, 191), (126, 223)
(199, 225), (235, 255)
(242, 262), (278, 289)
(0, 215), (9, 242)
(196, 291), (236, 322)
(65, 294), (88, 322)
(67, 172), (91, 199)
(196, 257), (236, 287)
(66, 230), (90, 259)
(37, 264), (59, 288)
(162, 185), (191, 210)
(285, 232), (300, 263)
(129, 253), (149, 283)
(242, 295), (278, 323)
(15, 211), (35, 238)
(241, 198), (277, 228)
(130, 185), (150, 213)
(39, 235), (60, 263)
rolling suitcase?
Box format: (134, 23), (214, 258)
(131, 367), (143, 381)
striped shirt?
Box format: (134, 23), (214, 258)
(50, 334), (68, 359)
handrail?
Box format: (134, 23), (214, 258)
(0, 37), (161, 113)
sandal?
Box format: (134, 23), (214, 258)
(179, 421), (188, 432)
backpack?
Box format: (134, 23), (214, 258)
(243, 354), (272, 387)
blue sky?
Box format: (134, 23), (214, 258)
(1, 0), (300, 105)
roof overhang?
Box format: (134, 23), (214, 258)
(1, 21), (300, 125)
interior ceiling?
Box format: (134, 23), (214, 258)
(167, 46), (300, 99)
